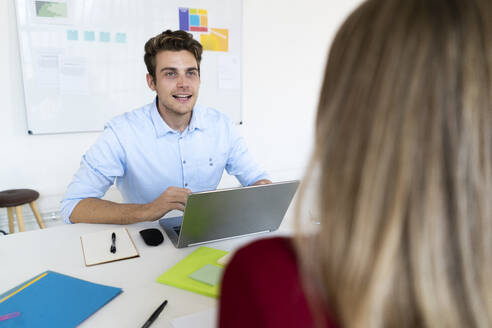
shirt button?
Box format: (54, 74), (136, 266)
(183, 160), (186, 164)
(209, 158), (212, 161)
(209, 163), (213, 166)
(184, 183), (188, 187)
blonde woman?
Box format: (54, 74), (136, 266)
(219, 0), (492, 327)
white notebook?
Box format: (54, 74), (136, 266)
(80, 227), (139, 266)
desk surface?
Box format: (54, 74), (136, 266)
(0, 218), (293, 327)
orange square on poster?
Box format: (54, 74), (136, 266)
(200, 15), (208, 27)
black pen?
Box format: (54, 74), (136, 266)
(141, 300), (168, 328)
(110, 232), (116, 253)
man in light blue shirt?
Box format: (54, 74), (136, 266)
(61, 30), (270, 224)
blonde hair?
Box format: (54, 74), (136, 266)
(295, 0), (492, 327)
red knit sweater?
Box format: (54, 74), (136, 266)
(218, 237), (336, 328)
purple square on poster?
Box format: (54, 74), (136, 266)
(179, 8), (189, 31)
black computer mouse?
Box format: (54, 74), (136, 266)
(139, 228), (164, 246)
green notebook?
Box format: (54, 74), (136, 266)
(156, 247), (228, 298)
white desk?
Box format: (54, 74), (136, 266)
(0, 219), (292, 327)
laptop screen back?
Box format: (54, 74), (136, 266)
(160, 180), (299, 248)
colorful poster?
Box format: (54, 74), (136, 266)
(179, 7), (228, 52)
(179, 8), (208, 32)
(35, 1), (67, 18)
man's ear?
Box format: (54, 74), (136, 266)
(146, 73), (156, 91)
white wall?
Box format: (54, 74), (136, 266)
(0, 0), (361, 223)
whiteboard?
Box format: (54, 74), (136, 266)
(14, 0), (243, 134)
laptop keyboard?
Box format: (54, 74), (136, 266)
(173, 226), (181, 236)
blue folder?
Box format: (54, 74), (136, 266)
(0, 271), (122, 327)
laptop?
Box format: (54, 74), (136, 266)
(159, 180), (300, 248)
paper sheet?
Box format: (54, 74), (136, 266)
(35, 50), (60, 87)
(172, 308), (217, 328)
(218, 55), (240, 90)
(60, 56), (89, 94)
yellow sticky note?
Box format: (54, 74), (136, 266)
(200, 28), (228, 52)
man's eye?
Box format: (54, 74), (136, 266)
(187, 71), (197, 77)
(165, 71), (176, 77)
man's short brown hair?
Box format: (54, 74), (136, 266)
(144, 30), (203, 81)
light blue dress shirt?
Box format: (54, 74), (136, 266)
(61, 99), (269, 223)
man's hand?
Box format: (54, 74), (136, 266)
(69, 186), (192, 224)
(252, 179), (272, 186)
(144, 186), (192, 221)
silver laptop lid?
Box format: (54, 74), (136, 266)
(160, 180), (299, 248)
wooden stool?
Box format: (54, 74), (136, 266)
(0, 189), (45, 233)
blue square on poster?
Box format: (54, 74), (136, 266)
(99, 32), (110, 42)
(67, 30), (78, 41)
(115, 32), (126, 43)
(84, 31), (95, 41)
(190, 14), (200, 26)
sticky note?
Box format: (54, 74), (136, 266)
(67, 30), (78, 41)
(99, 32), (110, 42)
(115, 32), (126, 43)
(188, 264), (223, 286)
(84, 31), (95, 41)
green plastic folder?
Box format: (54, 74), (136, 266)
(156, 247), (228, 298)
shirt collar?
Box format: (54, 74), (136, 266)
(151, 97), (207, 138)
(151, 97), (174, 138)
(187, 105), (206, 132)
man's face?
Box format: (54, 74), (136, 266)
(147, 50), (200, 117)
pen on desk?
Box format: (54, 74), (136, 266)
(141, 300), (168, 328)
(110, 232), (116, 253)
(0, 312), (20, 322)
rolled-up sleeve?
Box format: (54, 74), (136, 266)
(60, 125), (126, 223)
(225, 122), (270, 186)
